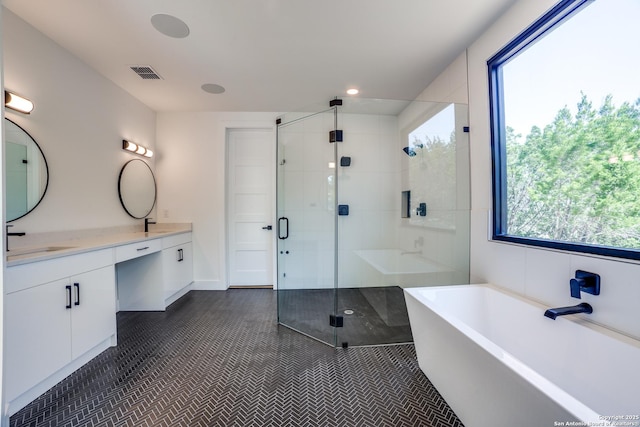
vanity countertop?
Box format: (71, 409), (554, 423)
(5, 224), (192, 267)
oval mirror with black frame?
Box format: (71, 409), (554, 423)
(118, 159), (157, 219)
(4, 118), (50, 222)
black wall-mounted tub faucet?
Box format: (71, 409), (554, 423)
(544, 303), (593, 320)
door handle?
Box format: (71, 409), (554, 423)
(278, 217), (289, 239)
(262, 225), (273, 230)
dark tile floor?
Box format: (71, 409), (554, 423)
(10, 290), (463, 427)
(278, 286), (414, 346)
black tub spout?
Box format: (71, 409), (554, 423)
(544, 303), (593, 320)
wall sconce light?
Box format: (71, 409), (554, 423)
(122, 139), (153, 158)
(4, 90), (34, 114)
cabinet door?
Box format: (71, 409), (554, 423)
(70, 266), (117, 359)
(162, 243), (193, 301)
(179, 243), (193, 285)
(5, 279), (72, 401)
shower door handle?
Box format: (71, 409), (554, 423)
(278, 217), (289, 239)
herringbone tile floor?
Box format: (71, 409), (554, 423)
(10, 290), (463, 427)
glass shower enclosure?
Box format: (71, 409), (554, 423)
(276, 98), (470, 348)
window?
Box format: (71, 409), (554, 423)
(488, 0), (640, 259)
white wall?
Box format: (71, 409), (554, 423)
(465, 0), (640, 340)
(155, 112), (276, 290)
(2, 9), (157, 234)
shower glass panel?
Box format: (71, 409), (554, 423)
(276, 98), (470, 348)
(334, 99), (470, 347)
(276, 104), (338, 346)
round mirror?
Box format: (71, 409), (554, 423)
(118, 159), (156, 219)
(4, 118), (49, 222)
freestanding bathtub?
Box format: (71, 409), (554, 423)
(405, 285), (640, 427)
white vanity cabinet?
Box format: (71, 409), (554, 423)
(162, 232), (193, 306)
(4, 249), (116, 405)
(4, 227), (193, 417)
(69, 266), (117, 358)
(5, 277), (73, 402)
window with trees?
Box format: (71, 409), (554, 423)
(488, 0), (640, 259)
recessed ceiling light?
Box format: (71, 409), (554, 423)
(151, 14), (190, 38)
(201, 83), (226, 94)
(347, 88), (359, 95)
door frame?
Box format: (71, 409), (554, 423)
(224, 126), (278, 289)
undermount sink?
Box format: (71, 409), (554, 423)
(7, 245), (77, 260)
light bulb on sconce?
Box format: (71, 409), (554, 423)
(122, 139), (153, 158)
(4, 90), (34, 114)
(123, 140), (138, 152)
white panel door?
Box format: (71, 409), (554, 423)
(228, 128), (274, 286)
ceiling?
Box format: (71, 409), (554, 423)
(3, 0), (519, 113)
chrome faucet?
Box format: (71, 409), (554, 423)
(144, 218), (156, 233)
(6, 224), (26, 252)
(544, 303), (592, 320)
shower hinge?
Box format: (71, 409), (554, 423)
(329, 314), (344, 327)
(329, 130), (343, 143)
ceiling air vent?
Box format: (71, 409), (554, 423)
(130, 66), (162, 80)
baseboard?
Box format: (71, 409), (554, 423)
(165, 283), (193, 307)
(192, 280), (228, 291)
(229, 285), (273, 289)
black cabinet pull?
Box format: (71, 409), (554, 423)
(177, 248), (184, 262)
(74, 283), (80, 306)
(65, 285), (72, 309)
(137, 246), (150, 251)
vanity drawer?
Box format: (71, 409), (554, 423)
(115, 239), (162, 263)
(5, 248), (113, 294)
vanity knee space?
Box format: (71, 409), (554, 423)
(115, 232), (193, 311)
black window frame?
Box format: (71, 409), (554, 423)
(487, 0), (640, 260)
